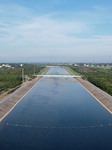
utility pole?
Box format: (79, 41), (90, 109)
(22, 68), (24, 84)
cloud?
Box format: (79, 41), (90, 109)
(0, 5), (90, 45)
(0, 3), (112, 62)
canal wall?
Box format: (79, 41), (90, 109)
(65, 67), (112, 114)
(76, 77), (112, 114)
(0, 68), (50, 122)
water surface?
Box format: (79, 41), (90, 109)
(0, 67), (112, 150)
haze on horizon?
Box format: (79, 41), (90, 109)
(0, 0), (112, 63)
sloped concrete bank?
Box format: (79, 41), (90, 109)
(65, 67), (112, 114)
(0, 68), (50, 122)
(0, 77), (42, 122)
(76, 77), (112, 114)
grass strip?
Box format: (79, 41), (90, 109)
(65, 67), (82, 76)
(36, 67), (48, 75)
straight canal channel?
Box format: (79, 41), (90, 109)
(0, 67), (112, 150)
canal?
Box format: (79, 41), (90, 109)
(0, 67), (112, 150)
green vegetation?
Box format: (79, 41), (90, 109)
(65, 66), (81, 75)
(7, 85), (20, 94)
(0, 74), (22, 92)
(36, 67), (48, 75)
(69, 66), (112, 96)
(0, 64), (46, 93)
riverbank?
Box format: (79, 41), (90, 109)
(76, 77), (112, 114)
(65, 67), (112, 114)
(0, 67), (49, 101)
(67, 65), (112, 96)
(0, 68), (50, 122)
(65, 66), (81, 75)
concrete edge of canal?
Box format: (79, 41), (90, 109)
(0, 66), (112, 124)
(76, 78), (112, 114)
(65, 67), (112, 115)
(0, 68), (50, 122)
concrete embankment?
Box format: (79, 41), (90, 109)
(0, 68), (50, 122)
(65, 67), (112, 114)
(76, 77), (112, 114)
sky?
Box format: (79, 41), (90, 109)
(0, 0), (112, 63)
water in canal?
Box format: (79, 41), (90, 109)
(0, 67), (112, 150)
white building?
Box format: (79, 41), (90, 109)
(20, 64), (23, 67)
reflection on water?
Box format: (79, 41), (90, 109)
(46, 67), (69, 75)
(0, 67), (112, 150)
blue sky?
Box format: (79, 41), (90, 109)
(0, 0), (112, 62)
